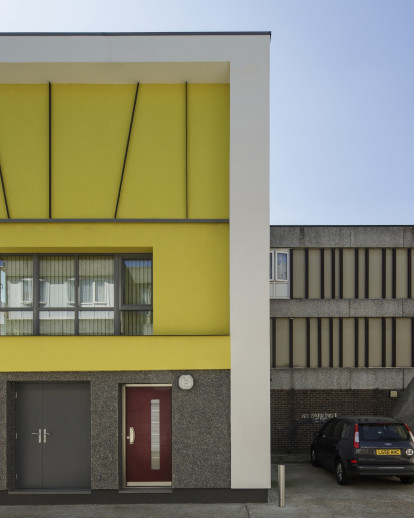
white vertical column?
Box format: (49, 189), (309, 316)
(229, 37), (271, 489)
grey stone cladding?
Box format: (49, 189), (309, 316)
(0, 370), (230, 491)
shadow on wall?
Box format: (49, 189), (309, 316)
(392, 378), (414, 431)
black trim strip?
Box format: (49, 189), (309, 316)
(355, 249), (359, 299)
(49, 82), (52, 219)
(320, 249), (324, 299)
(392, 317), (396, 367)
(0, 164), (10, 218)
(331, 249), (335, 298)
(339, 318), (343, 368)
(339, 248), (343, 299)
(382, 249), (386, 299)
(329, 317), (333, 367)
(290, 249), (294, 299)
(289, 318), (293, 368)
(382, 317), (386, 367)
(365, 318), (369, 368)
(0, 218), (229, 223)
(408, 249), (412, 299)
(271, 317), (276, 369)
(185, 81), (188, 219)
(305, 248), (309, 299)
(115, 82), (139, 219)
(365, 248), (369, 298)
(317, 317), (322, 368)
(306, 317), (310, 368)
(392, 248), (397, 299)
(354, 317), (359, 367)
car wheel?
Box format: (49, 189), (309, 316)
(311, 447), (319, 467)
(336, 459), (351, 485)
(400, 476), (414, 484)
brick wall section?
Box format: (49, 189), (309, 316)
(271, 389), (403, 453)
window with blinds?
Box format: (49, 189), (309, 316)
(0, 254), (152, 336)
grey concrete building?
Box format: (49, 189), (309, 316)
(270, 226), (414, 453)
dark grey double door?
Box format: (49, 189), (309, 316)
(16, 383), (91, 489)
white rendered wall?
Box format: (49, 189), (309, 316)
(229, 39), (271, 489)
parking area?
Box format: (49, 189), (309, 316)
(0, 456), (413, 517)
(265, 454), (414, 517)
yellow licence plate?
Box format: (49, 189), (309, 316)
(376, 449), (401, 455)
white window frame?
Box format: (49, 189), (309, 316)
(275, 250), (289, 282)
(80, 279), (109, 306)
(67, 278), (75, 305)
(22, 278), (33, 305)
(39, 279), (48, 305)
(269, 249), (290, 299)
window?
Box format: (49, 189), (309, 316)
(276, 251), (288, 281)
(22, 278), (33, 305)
(0, 254), (152, 336)
(269, 249), (290, 299)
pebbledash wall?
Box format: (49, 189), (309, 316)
(270, 226), (414, 454)
(0, 33), (270, 503)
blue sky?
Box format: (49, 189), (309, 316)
(1, 0), (413, 225)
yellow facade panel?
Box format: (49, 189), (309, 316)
(0, 193), (7, 219)
(0, 85), (49, 218)
(187, 84), (229, 219)
(0, 84), (229, 220)
(117, 84), (186, 219)
(0, 222), (229, 336)
(53, 84), (136, 218)
(0, 335), (230, 372)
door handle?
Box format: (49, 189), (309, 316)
(127, 426), (135, 445)
(43, 428), (51, 444)
(31, 429), (42, 444)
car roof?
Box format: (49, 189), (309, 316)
(336, 416), (404, 424)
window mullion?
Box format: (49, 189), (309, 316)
(114, 256), (120, 335)
(74, 255), (79, 335)
(33, 255), (39, 335)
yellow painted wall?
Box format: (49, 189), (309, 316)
(0, 222), (229, 336)
(0, 191), (7, 219)
(187, 84), (229, 219)
(117, 84), (186, 219)
(0, 85), (49, 218)
(0, 336), (230, 372)
(0, 84), (229, 220)
(53, 84), (136, 218)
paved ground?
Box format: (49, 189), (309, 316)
(1, 455), (414, 517)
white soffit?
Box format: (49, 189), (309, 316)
(0, 33), (273, 83)
(0, 62), (229, 84)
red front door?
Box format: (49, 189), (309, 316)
(124, 386), (172, 486)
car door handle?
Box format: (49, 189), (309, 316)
(127, 426), (135, 445)
(31, 429), (42, 444)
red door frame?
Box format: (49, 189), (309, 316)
(123, 384), (172, 487)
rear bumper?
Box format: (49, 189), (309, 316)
(349, 464), (414, 477)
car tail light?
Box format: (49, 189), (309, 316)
(353, 423), (360, 448)
(404, 423), (414, 442)
(350, 459), (358, 464)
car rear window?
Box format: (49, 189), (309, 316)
(359, 423), (409, 442)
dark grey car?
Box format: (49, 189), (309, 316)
(311, 416), (414, 485)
